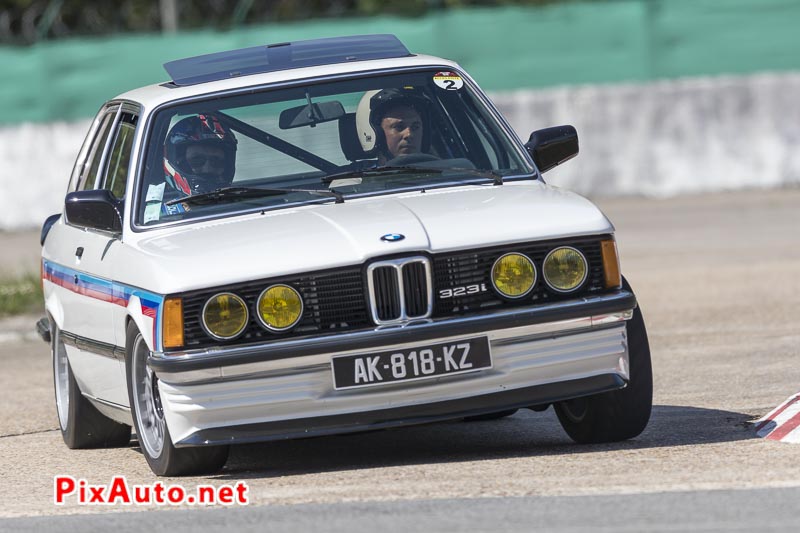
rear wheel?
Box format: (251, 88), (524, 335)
(125, 322), (228, 476)
(555, 281), (653, 443)
(52, 321), (131, 449)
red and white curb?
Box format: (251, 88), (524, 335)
(754, 393), (800, 443)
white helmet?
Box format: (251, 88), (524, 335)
(355, 88), (431, 157)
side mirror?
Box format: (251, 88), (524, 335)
(524, 125), (579, 174)
(40, 213), (61, 245)
(64, 190), (123, 233)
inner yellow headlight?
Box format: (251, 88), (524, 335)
(491, 253), (536, 298)
(543, 247), (588, 292)
(202, 293), (248, 340)
(257, 284), (303, 331)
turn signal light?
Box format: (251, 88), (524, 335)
(601, 239), (622, 289)
(162, 297), (184, 349)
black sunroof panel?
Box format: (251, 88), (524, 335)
(163, 34), (412, 87)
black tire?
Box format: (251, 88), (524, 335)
(125, 321), (228, 476)
(555, 279), (653, 443)
(464, 409), (519, 422)
(51, 320), (131, 449)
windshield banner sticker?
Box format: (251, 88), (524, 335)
(433, 71), (463, 91)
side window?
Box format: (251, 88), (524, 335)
(75, 112), (116, 192)
(103, 113), (138, 199)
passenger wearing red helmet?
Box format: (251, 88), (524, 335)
(163, 114), (238, 195)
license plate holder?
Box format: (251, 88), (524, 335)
(331, 337), (492, 390)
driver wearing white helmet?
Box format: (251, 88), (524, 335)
(355, 88), (432, 165)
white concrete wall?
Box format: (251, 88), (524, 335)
(493, 72), (800, 197)
(0, 120), (90, 230)
(2, 72), (799, 230)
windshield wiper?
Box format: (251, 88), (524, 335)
(449, 168), (504, 186)
(165, 186), (344, 206)
(322, 165), (503, 186)
(321, 165), (444, 184)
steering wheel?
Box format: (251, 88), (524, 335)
(385, 153), (440, 166)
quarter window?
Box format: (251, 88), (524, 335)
(103, 113), (138, 199)
(77, 112), (116, 192)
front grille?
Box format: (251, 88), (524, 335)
(372, 266), (401, 320)
(175, 236), (611, 351)
(367, 256), (432, 324)
(432, 236), (609, 316)
(402, 261), (429, 317)
(179, 267), (370, 350)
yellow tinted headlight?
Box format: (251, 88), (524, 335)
(257, 284), (303, 331)
(491, 253), (536, 298)
(202, 293), (248, 340)
(543, 247), (588, 292)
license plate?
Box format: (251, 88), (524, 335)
(331, 337), (492, 390)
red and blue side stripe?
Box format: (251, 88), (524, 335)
(42, 260), (166, 350)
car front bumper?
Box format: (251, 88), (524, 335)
(150, 290), (636, 447)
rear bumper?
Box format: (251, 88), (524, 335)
(152, 291), (636, 446)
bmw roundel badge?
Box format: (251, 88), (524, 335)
(381, 233), (405, 242)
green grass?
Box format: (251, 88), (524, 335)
(0, 273), (44, 317)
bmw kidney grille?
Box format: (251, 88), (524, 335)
(367, 257), (433, 324)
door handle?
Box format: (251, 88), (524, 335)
(75, 247), (84, 258)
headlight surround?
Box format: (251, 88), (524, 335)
(257, 284), (304, 332)
(201, 292), (248, 340)
(491, 253), (537, 298)
(543, 246), (588, 293)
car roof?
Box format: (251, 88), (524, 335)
(114, 35), (461, 111)
(164, 34), (412, 86)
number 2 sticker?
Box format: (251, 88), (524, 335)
(433, 71), (464, 90)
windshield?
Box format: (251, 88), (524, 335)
(136, 69), (533, 226)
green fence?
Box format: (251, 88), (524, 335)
(1, 0), (799, 124)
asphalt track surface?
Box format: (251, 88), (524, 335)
(1, 189), (799, 531)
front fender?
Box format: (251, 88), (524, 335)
(44, 284), (65, 333)
(125, 295), (158, 352)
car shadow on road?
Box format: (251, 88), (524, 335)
(208, 404), (760, 480)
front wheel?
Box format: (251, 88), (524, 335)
(125, 322), (228, 476)
(52, 321), (131, 449)
(555, 280), (653, 443)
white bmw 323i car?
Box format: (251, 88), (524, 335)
(38, 34), (652, 476)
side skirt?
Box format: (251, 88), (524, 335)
(61, 330), (126, 362)
(84, 394), (133, 426)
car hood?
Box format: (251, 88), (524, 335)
(126, 181), (614, 293)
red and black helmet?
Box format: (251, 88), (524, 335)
(163, 114), (238, 195)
